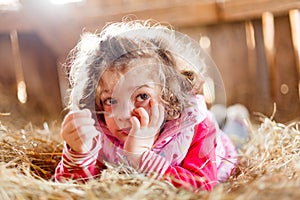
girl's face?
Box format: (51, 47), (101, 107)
(98, 60), (162, 143)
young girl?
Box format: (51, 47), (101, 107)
(55, 19), (237, 191)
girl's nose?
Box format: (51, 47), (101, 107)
(115, 100), (134, 121)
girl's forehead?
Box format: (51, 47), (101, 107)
(100, 70), (121, 92)
(99, 61), (160, 94)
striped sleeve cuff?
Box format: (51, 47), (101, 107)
(62, 141), (100, 169)
(138, 150), (170, 179)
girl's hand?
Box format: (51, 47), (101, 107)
(61, 109), (99, 153)
(123, 100), (164, 167)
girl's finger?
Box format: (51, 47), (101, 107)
(62, 117), (95, 136)
(62, 109), (92, 127)
(149, 99), (158, 125)
(76, 125), (100, 140)
(157, 103), (165, 126)
(129, 116), (140, 136)
(68, 134), (94, 153)
(149, 100), (164, 128)
(133, 107), (149, 127)
(63, 126), (99, 152)
(62, 129), (81, 144)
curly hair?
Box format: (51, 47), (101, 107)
(65, 19), (206, 120)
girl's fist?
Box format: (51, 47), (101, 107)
(61, 109), (99, 153)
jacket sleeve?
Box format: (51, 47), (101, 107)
(138, 117), (218, 191)
(55, 140), (104, 182)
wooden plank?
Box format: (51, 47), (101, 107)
(10, 30), (28, 104)
(262, 12), (277, 100)
(0, 12), (33, 32)
(76, 1), (219, 28)
(1, 0), (300, 57)
(245, 21), (258, 108)
(289, 9), (300, 100)
(219, 0), (300, 22)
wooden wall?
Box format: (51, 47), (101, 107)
(180, 15), (300, 122)
(0, 32), (62, 125)
(0, 0), (299, 124)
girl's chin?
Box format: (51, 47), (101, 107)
(116, 132), (128, 142)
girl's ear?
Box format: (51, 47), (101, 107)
(181, 70), (194, 84)
(181, 70), (204, 95)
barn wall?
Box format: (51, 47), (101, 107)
(0, 34), (15, 86)
(180, 15), (300, 122)
(1, 13), (299, 124)
(0, 33), (62, 125)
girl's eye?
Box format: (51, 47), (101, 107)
(103, 98), (117, 106)
(136, 93), (149, 102)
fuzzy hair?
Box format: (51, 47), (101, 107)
(65, 19), (207, 119)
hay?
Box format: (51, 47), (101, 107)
(0, 116), (299, 199)
(223, 116), (300, 199)
(0, 121), (62, 180)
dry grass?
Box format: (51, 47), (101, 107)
(0, 114), (299, 199)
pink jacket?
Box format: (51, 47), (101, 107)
(55, 96), (237, 191)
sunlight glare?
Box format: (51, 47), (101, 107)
(0, 0), (21, 11)
(50, 0), (83, 5)
(17, 81), (27, 104)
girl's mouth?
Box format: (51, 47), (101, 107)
(119, 127), (131, 135)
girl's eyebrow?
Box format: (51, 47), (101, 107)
(99, 89), (112, 97)
(134, 83), (156, 90)
(100, 83), (156, 97)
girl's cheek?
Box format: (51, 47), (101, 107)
(135, 99), (151, 108)
(103, 105), (112, 112)
(131, 107), (150, 122)
(132, 102), (152, 120)
(131, 109), (141, 121)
